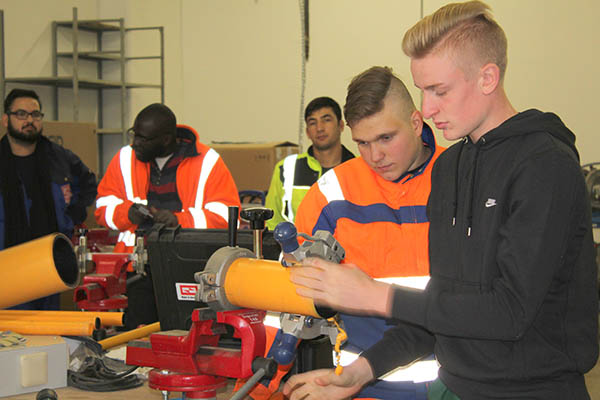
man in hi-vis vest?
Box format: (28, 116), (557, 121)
(95, 103), (240, 329)
(291, 67), (444, 400)
(265, 97), (354, 230)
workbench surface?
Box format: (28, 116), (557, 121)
(4, 380), (236, 399)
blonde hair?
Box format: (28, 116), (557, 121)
(344, 66), (416, 128)
(402, 0), (507, 80)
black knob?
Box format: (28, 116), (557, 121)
(240, 207), (274, 231)
(36, 388), (58, 400)
(251, 357), (278, 379)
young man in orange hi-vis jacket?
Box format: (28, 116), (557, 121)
(241, 66), (444, 400)
(95, 103), (240, 329)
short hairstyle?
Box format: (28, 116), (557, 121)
(134, 103), (177, 137)
(402, 0), (508, 80)
(4, 88), (42, 113)
(304, 97), (342, 122)
(344, 66), (416, 128)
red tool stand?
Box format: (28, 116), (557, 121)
(71, 228), (129, 311)
(73, 253), (129, 311)
(126, 308), (274, 399)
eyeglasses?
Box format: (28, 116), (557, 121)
(127, 127), (161, 144)
(7, 109), (44, 121)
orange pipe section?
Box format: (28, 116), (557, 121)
(0, 310), (124, 327)
(0, 233), (79, 309)
(0, 319), (94, 336)
(98, 322), (161, 350)
(0, 313), (100, 329)
(224, 258), (321, 317)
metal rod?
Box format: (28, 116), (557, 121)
(229, 368), (267, 400)
(228, 206), (239, 247)
(96, 30), (104, 175)
(72, 7), (80, 121)
(159, 27), (164, 103)
(126, 56), (161, 60)
(254, 229), (263, 259)
(0, 10), (6, 106)
(125, 26), (164, 31)
(51, 20), (58, 120)
(119, 17), (126, 145)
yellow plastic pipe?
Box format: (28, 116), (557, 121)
(0, 233), (79, 309)
(0, 313), (100, 329)
(0, 310), (124, 327)
(0, 319), (94, 336)
(98, 321), (161, 350)
(223, 258), (321, 317)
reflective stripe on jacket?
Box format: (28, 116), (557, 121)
(265, 145), (354, 230)
(95, 124), (240, 252)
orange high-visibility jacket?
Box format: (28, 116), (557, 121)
(296, 129), (443, 279)
(95, 125), (240, 252)
(294, 126), (444, 398)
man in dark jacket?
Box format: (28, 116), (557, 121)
(1, 88), (97, 310)
(283, 1), (598, 400)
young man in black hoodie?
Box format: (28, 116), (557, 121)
(283, 1), (598, 399)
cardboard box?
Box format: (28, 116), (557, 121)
(211, 141), (299, 191)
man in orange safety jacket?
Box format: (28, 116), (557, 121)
(292, 66), (443, 400)
(95, 103), (240, 329)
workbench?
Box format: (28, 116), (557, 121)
(5, 380), (236, 399)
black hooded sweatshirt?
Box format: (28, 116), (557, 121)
(362, 109), (599, 399)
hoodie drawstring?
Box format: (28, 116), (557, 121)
(452, 138), (467, 227)
(466, 143), (482, 236)
(452, 137), (481, 237)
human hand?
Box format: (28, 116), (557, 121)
(149, 206), (179, 227)
(282, 358), (374, 400)
(128, 203), (153, 225)
(290, 257), (392, 317)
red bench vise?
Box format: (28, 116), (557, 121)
(73, 252), (130, 311)
(73, 229), (146, 311)
(126, 307), (275, 399)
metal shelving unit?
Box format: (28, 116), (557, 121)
(0, 7), (164, 167)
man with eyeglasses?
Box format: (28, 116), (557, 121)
(0, 88), (97, 310)
(95, 103), (240, 329)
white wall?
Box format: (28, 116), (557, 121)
(1, 0), (599, 168)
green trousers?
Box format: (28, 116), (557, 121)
(428, 378), (461, 400)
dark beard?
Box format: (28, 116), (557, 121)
(312, 140), (337, 152)
(7, 120), (42, 143)
(133, 140), (174, 163)
(133, 144), (161, 163)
